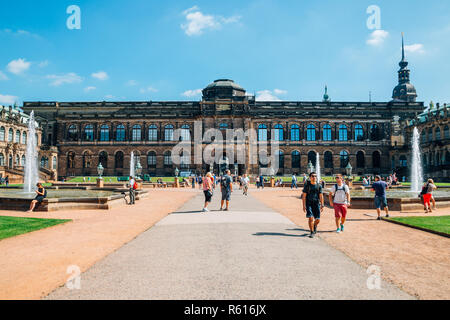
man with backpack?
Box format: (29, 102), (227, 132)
(220, 170), (233, 211)
(328, 175), (351, 233)
(302, 172), (324, 238)
(129, 175), (137, 205)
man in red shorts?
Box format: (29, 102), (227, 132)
(328, 175), (351, 233)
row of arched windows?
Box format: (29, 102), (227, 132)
(420, 125), (450, 143)
(0, 127), (27, 144)
(0, 153), (56, 169)
(257, 123), (381, 142)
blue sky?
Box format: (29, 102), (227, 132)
(0, 0), (449, 106)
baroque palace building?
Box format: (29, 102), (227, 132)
(23, 39), (437, 180)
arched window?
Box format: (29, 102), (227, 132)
(40, 156), (49, 168)
(68, 125), (78, 141)
(115, 151), (124, 168)
(307, 124), (316, 141)
(147, 151), (156, 168)
(338, 125), (348, 141)
(308, 151), (316, 164)
(84, 125), (94, 141)
(148, 125), (158, 141)
(258, 124), (268, 141)
(15, 155), (20, 166)
(82, 151), (91, 168)
(219, 123), (228, 130)
(356, 151), (365, 168)
(132, 125), (141, 141)
(372, 151), (381, 168)
(421, 130), (426, 143)
(52, 156), (57, 169)
(100, 125), (109, 141)
(354, 124), (364, 141)
(444, 126), (450, 139)
(67, 152), (75, 168)
(180, 124), (190, 141)
(22, 155), (26, 167)
(116, 124), (125, 141)
(370, 124), (380, 141)
(399, 155), (407, 167)
(22, 131), (27, 145)
(291, 150), (300, 168)
(164, 151), (172, 166)
(0, 153), (4, 166)
(8, 154), (12, 167)
(436, 127), (441, 141)
(323, 124), (332, 141)
(273, 124), (284, 141)
(99, 151), (108, 168)
(445, 151), (450, 164)
(15, 130), (20, 143)
(428, 128), (433, 142)
(276, 150), (284, 169)
(290, 125), (300, 141)
(164, 125), (174, 141)
(8, 128), (13, 142)
(340, 150), (349, 168)
(324, 151), (333, 168)
(180, 151), (190, 169)
(0, 127), (5, 141)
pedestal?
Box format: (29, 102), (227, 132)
(96, 178), (104, 188)
(174, 177), (179, 188)
(345, 178), (353, 189)
(270, 177), (275, 188)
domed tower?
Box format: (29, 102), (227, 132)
(202, 79), (246, 101)
(392, 33), (417, 102)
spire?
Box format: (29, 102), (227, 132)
(322, 85), (330, 102)
(391, 33), (417, 102)
(401, 32), (405, 61)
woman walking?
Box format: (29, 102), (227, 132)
(202, 172), (214, 212)
(421, 179), (437, 213)
(27, 183), (46, 212)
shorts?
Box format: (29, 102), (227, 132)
(374, 196), (388, 210)
(422, 193), (432, 206)
(34, 196), (44, 203)
(333, 203), (347, 218)
(221, 190), (231, 201)
(204, 190), (212, 203)
(306, 202), (321, 219)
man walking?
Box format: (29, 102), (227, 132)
(302, 172), (324, 238)
(328, 175), (351, 233)
(242, 173), (250, 196)
(220, 170), (233, 211)
(372, 175), (389, 220)
(291, 173), (298, 189)
(129, 175), (136, 205)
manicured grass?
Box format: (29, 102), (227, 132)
(0, 216), (71, 241)
(0, 183), (52, 188)
(388, 216), (450, 235)
(66, 176), (119, 183)
(401, 182), (450, 187)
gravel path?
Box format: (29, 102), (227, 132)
(46, 190), (412, 300)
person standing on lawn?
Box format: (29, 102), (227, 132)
(371, 175), (389, 220)
(328, 175), (351, 233)
(302, 172), (324, 238)
(220, 170), (233, 211)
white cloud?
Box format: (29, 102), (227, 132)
(0, 94), (18, 105)
(126, 80), (138, 86)
(182, 89), (202, 97)
(140, 86), (158, 94)
(181, 6), (240, 36)
(7, 58), (31, 74)
(404, 43), (425, 54)
(366, 30), (389, 46)
(0, 71), (8, 80)
(1, 29), (41, 39)
(104, 95), (115, 99)
(46, 73), (82, 86)
(256, 90), (282, 101)
(84, 86), (96, 92)
(273, 89), (287, 95)
(38, 60), (49, 68)
(91, 71), (109, 81)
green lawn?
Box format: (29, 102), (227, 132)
(66, 176), (119, 183)
(0, 216), (71, 241)
(401, 182), (450, 187)
(388, 216), (450, 235)
(0, 183), (52, 188)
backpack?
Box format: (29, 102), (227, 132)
(221, 176), (230, 189)
(133, 181), (138, 190)
(43, 188), (47, 198)
(333, 184), (348, 200)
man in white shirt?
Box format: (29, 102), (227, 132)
(291, 174), (298, 189)
(129, 176), (136, 205)
(328, 174), (351, 233)
(241, 174), (250, 196)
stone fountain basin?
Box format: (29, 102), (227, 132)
(0, 187), (148, 211)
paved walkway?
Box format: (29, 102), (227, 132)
(46, 190), (412, 299)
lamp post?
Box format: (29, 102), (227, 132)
(174, 167), (179, 177)
(307, 161), (314, 174)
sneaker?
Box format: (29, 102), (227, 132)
(224, 208), (229, 211)
(340, 224), (344, 232)
(313, 225), (317, 234)
(219, 208), (223, 211)
(309, 232), (314, 238)
(202, 208), (209, 212)
(377, 217), (381, 220)
(386, 214), (390, 218)
(336, 228), (341, 233)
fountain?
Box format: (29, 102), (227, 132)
(410, 127), (423, 193)
(129, 151), (135, 177)
(316, 152), (321, 182)
(23, 111), (39, 193)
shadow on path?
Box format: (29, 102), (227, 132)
(253, 231), (310, 238)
